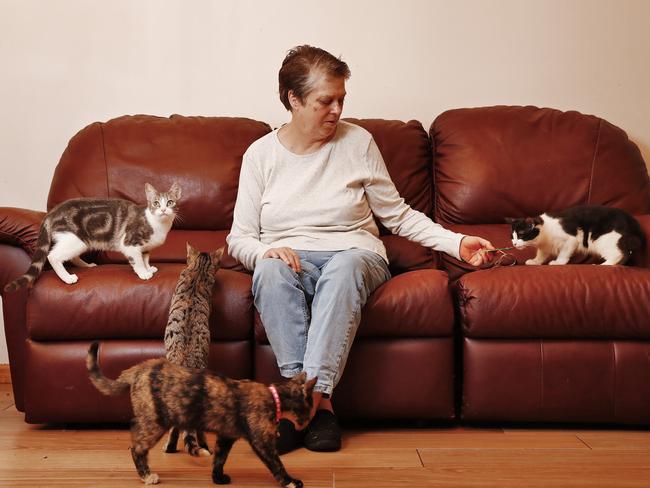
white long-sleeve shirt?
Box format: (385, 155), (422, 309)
(226, 121), (464, 271)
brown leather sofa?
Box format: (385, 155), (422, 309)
(1, 106), (648, 425)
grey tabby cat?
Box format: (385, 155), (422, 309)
(4, 183), (181, 291)
(163, 243), (224, 457)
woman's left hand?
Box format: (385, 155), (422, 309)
(459, 236), (495, 266)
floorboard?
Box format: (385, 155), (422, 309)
(0, 384), (648, 487)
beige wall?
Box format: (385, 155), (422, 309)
(1, 0), (649, 363)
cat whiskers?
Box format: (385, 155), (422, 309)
(173, 210), (187, 226)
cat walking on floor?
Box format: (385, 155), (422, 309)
(87, 342), (316, 487)
(4, 182), (181, 291)
(163, 243), (224, 457)
(508, 205), (645, 266)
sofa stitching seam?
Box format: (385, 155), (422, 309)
(98, 122), (110, 198)
(586, 119), (602, 204)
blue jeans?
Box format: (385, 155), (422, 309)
(252, 249), (391, 396)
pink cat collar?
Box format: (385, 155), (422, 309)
(268, 385), (281, 423)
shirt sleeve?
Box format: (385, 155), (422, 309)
(362, 138), (465, 260)
(226, 149), (273, 271)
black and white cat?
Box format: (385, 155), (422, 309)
(508, 205), (645, 266)
(4, 182), (181, 291)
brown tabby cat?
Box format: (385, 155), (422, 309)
(4, 182), (181, 291)
(87, 342), (315, 487)
(163, 243), (224, 457)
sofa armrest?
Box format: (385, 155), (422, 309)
(0, 207), (45, 255)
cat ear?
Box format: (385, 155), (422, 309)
(186, 242), (199, 261)
(145, 183), (158, 202)
(211, 247), (225, 264)
(525, 216), (543, 226)
(293, 371), (307, 384)
(168, 182), (182, 201)
(304, 376), (318, 395)
(504, 217), (515, 224)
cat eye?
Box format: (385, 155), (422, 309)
(153, 201), (160, 207)
(167, 200), (175, 207)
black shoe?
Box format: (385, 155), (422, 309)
(277, 418), (304, 455)
(304, 410), (341, 452)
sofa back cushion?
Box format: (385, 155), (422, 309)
(431, 106), (650, 226)
(46, 115), (437, 272)
(47, 115), (272, 230)
(345, 118), (437, 271)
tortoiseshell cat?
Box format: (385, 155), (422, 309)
(163, 244), (224, 457)
(509, 205), (645, 265)
(4, 182), (181, 291)
(87, 342), (315, 487)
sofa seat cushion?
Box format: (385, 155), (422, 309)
(26, 265), (253, 341)
(255, 269), (454, 343)
(456, 265), (650, 339)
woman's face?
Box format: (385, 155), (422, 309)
(290, 71), (346, 141)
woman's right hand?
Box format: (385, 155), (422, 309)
(263, 247), (302, 272)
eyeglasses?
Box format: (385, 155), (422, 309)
(480, 248), (517, 268)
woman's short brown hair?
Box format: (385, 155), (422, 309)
(278, 45), (351, 111)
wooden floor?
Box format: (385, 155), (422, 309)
(0, 384), (648, 487)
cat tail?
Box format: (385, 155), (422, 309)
(4, 220), (52, 292)
(86, 342), (132, 396)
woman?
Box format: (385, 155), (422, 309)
(227, 45), (494, 453)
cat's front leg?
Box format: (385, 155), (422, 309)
(525, 248), (549, 266)
(212, 436), (236, 484)
(123, 248), (154, 280)
(142, 252), (158, 274)
(248, 431), (302, 488)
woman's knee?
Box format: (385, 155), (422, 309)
(324, 249), (381, 276)
(320, 249), (390, 292)
(252, 258), (296, 290)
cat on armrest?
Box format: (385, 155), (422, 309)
(507, 205), (645, 266)
(4, 182), (181, 291)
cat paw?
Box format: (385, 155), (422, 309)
(162, 444), (177, 453)
(525, 259), (540, 266)
(284, 479), (303, 488)
(136, 270), (154, 280)
(149, 266), (158, 274)
(212, 472), (231, 484)
(143, 473), (159, 485)
(198, 447), (212, 457)
(548, 260), (566, 266)
(87, 262), (98, 268)
(63, 274), (79, 284)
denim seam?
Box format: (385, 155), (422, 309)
(288, 275), (311, 356)
(331, 285), (362, 389)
